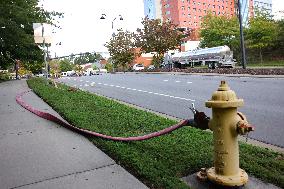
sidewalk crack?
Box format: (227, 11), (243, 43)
(10, 163), (116, 189)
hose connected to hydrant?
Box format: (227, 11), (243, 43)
(17, 80), (255, 187)
(16, 90), (207, 141)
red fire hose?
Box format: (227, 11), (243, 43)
(16, 90), (192, 141)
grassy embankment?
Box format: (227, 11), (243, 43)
(27, 78), (284, 189)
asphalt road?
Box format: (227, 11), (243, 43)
(58, 73), (284, 148)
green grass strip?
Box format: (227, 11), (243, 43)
(27, 78), (284, 188)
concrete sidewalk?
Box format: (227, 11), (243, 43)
(0, 80), (148, 189)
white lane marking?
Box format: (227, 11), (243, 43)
(86, 81), (89, 83)
(73, 84), (77, 87)
(175, 81), (181, 83)
(79, 84), (82, 87)
(83, 82), (195, 102)
(84, 84), (89, 87)
(80, 80), (83, 82)
(74, 78), (77, 81)
(163, 80), (168, 82)
(187, 81), (192, 84)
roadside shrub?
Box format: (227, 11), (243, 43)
(0, 72), (11, 81)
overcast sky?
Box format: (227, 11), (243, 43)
(41, 0), (144, 57)
(41, 0), (284, 57)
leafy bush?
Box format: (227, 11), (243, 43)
(0, 72), (12, 81)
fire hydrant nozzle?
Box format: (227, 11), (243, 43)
(199, 80), (254, 187)
(237, 120), (255, 135)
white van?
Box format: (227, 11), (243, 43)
(133, 64), (144, 71)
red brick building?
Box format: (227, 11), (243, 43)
(161, 0), (237, 31)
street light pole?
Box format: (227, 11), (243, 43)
(237, 0), (247, 69)
(100, 14), (124, 72)
(41, 23), (48, 78)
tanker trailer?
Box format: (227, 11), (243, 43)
(172, 45), (236, 69)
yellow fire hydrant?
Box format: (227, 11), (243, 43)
(203, 81), (254, 187)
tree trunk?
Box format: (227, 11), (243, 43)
(260, 49), (263, 64)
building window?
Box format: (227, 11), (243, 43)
(213, 5), (215, 8)
(164, 4), (170, 8)
(181, 6), (185, 10)
(166, 11), (170, 15)
(188, 7), (190, 11)
(181, 0), (185, 2)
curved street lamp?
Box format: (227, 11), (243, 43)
(100, 14), (124, 36)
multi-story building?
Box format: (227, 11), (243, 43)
(240, 0), (254, 26)
(253, 0), (272, 14)
(161, 0), (236, 30)
(143, 0), (163, 20)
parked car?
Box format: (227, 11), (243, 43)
(61, 72), (67, 77)
(133, 64), (144, 71)
(147, 65), (155, 70)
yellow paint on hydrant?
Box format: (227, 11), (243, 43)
(204, 81), (254, 187)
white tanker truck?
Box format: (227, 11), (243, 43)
(171, 45), (236, 69)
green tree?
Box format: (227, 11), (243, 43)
(73, 52), (102, 65)
(105, 30), (136, 71)
(0, 0), (62, 69)
(135, 17), (183, 67)
(200, 13), (240, 53)
(22, 60), (43, 73)
(49, 59), (60, 77)
(59, 59), (73, 72)
(246, 11), (279, 63)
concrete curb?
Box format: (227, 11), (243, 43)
(114, 71), (284, 78)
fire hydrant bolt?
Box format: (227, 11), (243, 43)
(201, 80), (254, 187)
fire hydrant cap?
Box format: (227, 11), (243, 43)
(206, 81), (244, 108)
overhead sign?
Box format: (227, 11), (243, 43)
(33, 23), (52, 44)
